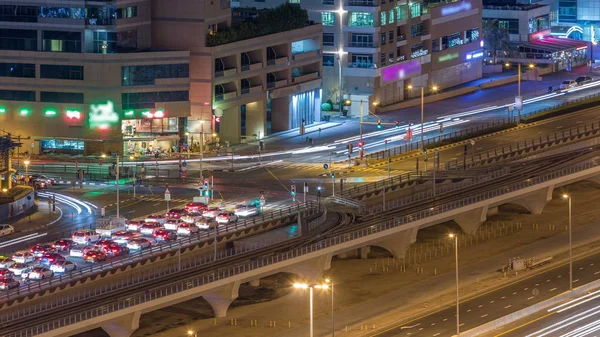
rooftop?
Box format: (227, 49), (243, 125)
(483, 3), (547, 10)
(206, 4), (310, 47)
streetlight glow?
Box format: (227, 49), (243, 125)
(529, 63), (535, 69)
(563, 193), (570, 199)
(101, 154), (106, 158)
(187, 331), (194, 336)
(24, 160), (30, 166)
(448, 233), (455, 238)
(432, 85), (439, 92)
(505, 62), (510, 67)
(294, 283), (309, 289)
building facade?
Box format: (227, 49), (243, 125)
(237, 0), (483, 111)
(0, 1), (320, 155)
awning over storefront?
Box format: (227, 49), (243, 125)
(519, 37), (589, 54)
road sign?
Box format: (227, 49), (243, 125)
(182, 161), (187, 167)
(515, 96), (523, 110)
(164, 189), (171, 201)
(323, 163), (329, 169)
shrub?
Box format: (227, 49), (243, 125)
(321, 102), (332, 111)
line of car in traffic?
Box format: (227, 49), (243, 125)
(558, 76), (593, 90)
(0, 201), (262, 290)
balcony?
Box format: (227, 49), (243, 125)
(241, 62), (263, 72)
(215, 68), (238, 78)
(293, 50), (320, 61)
(347, 0), (378, 6)
(241, 85), (263, 95)
(344, 64), (378, 77)
(411, 29), (428, 38)
(214, 91), (238, 102)
(292, 72), (319, 84)
(348, 42), (378, 48)
(396, 34), (407, 47)
(267, 79), (289, 89)
(267, 57), (289, 66)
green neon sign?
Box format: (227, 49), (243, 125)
(124, 110), (135, 117)
(439, 53), (459, 62)
(44, 109), (57, 116)
(19, 108), (31, 116)
(89, 101), (119, 129)
(0, 107), (6, 114)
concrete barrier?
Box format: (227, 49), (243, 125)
(479, 75), (519, 90)
(461, 278), (600, 336)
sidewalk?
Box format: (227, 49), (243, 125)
(132, 181), (600, 337)
(7, 200), (61, 233)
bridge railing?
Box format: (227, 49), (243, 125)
(0, 201), (318, 305)
(6, 159), (598, 337)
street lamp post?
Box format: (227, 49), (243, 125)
(529, 63), (537, 96)
(563, 194), (573, 290)
(326, 279), (335, 337)
(407, 84), (438, 150)
(187, 330), (197, 337)
(24, 159), (30, 179)
(294, 282), (332, 337)
(449, 233), (460, 335)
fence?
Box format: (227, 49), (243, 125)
(4, 159), (598, 337)
(0, 201), (318, 304)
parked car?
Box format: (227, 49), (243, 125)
(140, 223), (163, 236)
(0, 278), (19, 290)
(185, 202), (207, 213)
(111, 231), (138, 245)
(30, 244), (56, 258)
(53, 239), (74, 252)
(164, 219), (182, 231)
(126, 220), (145, 232)
(105, 244), (130, 257)
(11, 252), (35, 264)
(576, 76), (593, 86)
(559, 80), (577, 90)
(7, 263), (32, 277)
(49, 260), (77, 273)
(216, 212), (238, 224)
(72, 230), (100, 244)
(40, 253), (66, 266)
(166, 208), (187, 219)
(126, 237), (153, 250)
(177, 223), (199, 236)
(27, 267), (53, 280)
(84, 251), (107, 263)
(69, 246), (95, 258)
(144, 214), (167, 225)
(153, 229), (177, 243)
(0, 224), (14, 237)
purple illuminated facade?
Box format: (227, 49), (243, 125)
(381, 60), (422, 84)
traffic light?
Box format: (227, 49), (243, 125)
(291, 185), (296, 196)
(395, 121), (400, 129)
(377, 120), (382, 129)
(331, 172), (335, 178)
(203, 179), (209, 190)
(358, 140), (364, 149)
(423, 148), (428, 155)
(347, 143), (353, 154)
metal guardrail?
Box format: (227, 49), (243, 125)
(365, 167), (512, 214)
(8, 159), (598, 337)
(0, 201), (318, 304)
(446, 120), (600, 170)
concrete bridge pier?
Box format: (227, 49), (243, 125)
(284, 254), (332, 284)
(375, 227), (418, 259)
(511, 185), (554, 214)
(453, 205), (488, 234)
(249, 279), (260, 287)
(202, 281), (241, 318)
(101, 311), (141, 337)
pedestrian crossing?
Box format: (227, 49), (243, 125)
(255, 162), (396, 176)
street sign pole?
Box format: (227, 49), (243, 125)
(165, 188), (171, 213)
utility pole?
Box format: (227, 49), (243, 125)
(116, 155), (120, 218)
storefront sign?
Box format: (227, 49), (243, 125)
(529, 29), (550, 41)
(89, 101), (119, 130)
(441, 1), (471, 16)
(411, 49), (428, 59)
(465, 50), (484, 61)
(439, 52), (459, 62)
(381, 59), (421, 84)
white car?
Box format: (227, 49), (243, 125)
(111, 231), (138, 245)
(0, 224), (14, 237)
(234, 205), (260, 217)
(11, 252), (35, 264)
(202, 208), (222, 219)
(559, 80), (577, 90)
(140, 223), (163, 236)
(27, 267), (53, 280)
(216, 212), (238, 224)
(8, 263), (31, 277)
(181, 213), (202, 224)
(144, 215), (167, 225)
(0, 257), (16, 269)
(177, 223), (199, 235)
(50, 260), (77, 273)
(126, 238), (153, 250)
(164, 219), (182, 231)
(72, 230), (100, 245)
(194, 218), (213, 230)
(126, 220), (144, 232)
(69, 246), (95, 258)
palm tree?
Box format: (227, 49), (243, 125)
(483, 19), (513, 64)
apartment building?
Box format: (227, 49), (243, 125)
(238, 0), (483, 110)
(0, 1), (320, 155)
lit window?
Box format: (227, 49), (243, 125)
(322, 12), (335, 26)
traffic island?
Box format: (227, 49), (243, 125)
(0, 185), (34, 222)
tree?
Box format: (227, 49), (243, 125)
(483, 19), (513, 64)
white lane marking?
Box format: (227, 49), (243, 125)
(481, 314), (488, 318)
(550, 288), (557, 292)
(528, 296), (535, 300)
(505, 305), (512, 309)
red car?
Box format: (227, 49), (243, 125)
(166, 208), (187, 219)
(94, 240), (115, 252)
(105, 244), (130, 257)
(30, 244), (56, 258)
(84, 251), (107, 264)
(185, 202), (207, 212)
